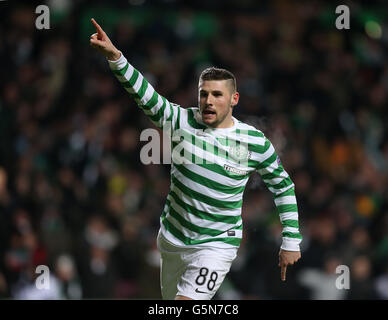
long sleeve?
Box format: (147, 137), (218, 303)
(256, 136), (302, 251)
(108, 53), (181, 131)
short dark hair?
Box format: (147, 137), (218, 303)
(199, 67), (237, 92)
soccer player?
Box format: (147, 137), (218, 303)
(90, 18), (302, 300)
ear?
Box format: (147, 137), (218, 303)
(231, 91), (239, 107)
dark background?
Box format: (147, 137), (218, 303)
(0, 0), (387, 299)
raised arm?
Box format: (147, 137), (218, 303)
(89, 18), (180, 131)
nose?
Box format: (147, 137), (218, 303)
(205, 94), (214, 106)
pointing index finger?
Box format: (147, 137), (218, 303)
(281, 265), (287, 281)
(91, 18), (104, 35)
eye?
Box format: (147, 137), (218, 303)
(200, 91), (208, 97)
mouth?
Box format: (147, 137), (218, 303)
(202, 109), (216, 116)
(202, 110), (216, 122)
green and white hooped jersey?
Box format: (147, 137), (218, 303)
(108, 53), (302, 251)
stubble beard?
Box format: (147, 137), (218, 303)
(201, 110), (230, 128)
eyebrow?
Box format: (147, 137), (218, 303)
(199, 89), (223, 94)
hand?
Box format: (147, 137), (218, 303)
(278, 249), (301, 281)
(90, 18), (121, 61)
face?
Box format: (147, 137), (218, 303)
(198, 80), (239, 128)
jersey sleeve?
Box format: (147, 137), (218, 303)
(255, 136), (302, 251)
(108, 52), (180, 131)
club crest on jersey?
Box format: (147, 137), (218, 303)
(228, 145), (251, 161)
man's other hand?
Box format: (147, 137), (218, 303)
(278, 249), (301, 281)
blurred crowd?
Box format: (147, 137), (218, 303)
(0, 0), (387, 299)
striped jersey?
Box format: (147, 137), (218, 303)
(108, 53), (302, 251)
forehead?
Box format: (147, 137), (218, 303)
(198, 80), (232, 92)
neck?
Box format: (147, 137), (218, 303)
(211, 117), (234, 129)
